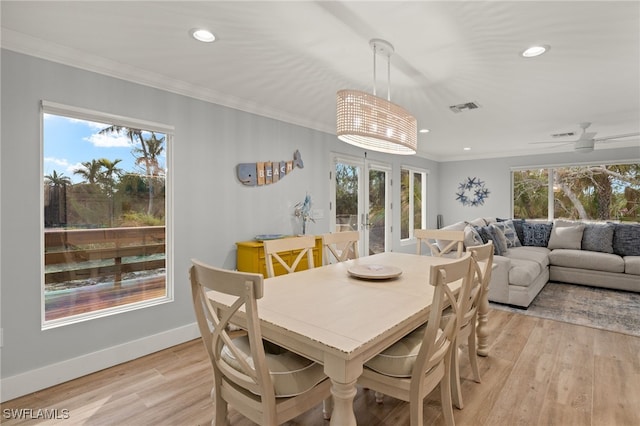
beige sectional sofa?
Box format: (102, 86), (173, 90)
(436, 217), (640, 308)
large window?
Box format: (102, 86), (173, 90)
(42, 102), (173, 328)
(401, 167), (427, 240)
(513, 163), (639, 221)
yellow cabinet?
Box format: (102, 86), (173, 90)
(236, 236), (323, 278)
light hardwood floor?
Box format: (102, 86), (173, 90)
(2, 308), (639, 425)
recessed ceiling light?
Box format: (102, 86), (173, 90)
(463, 147), (471, 151)
(521, 45), (550, 58)
(190, 28), (216, 43)
(419, 128), (430, 133)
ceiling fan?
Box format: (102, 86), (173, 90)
(529, 122), (640, 153)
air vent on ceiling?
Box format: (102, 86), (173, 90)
(449, 102), (481, 113)
(551, 132), (576, 138)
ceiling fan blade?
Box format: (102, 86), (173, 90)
(528, 140), (575, 145)
(594, 132), (640, 142)
(596, 137), (640, 144)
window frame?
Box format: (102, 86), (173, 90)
(40, 101), (174, 330)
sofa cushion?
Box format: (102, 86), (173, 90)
(505, 246), (550, 268)
(613, 223), (640, 256)
(547, 224), (585, 250)
(508, 258), (542, 287)
(624, 256), (640, 275)
(581, 223), (615, 253)
(549, 249), (624, 273)
(522, 222), (553, 247)
(492, 220), (521, 248)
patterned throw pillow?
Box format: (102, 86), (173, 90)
(474, 225), (506, 256)
(521, 222), (553, 247)
(498, 218), (525, 245)
(489, 224), (509, 255)
(492, 220), (521, 248)
(612, 223), (640, 256)
(582, 223), (615, 253)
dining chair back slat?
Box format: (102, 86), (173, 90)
(415, 229), (464, 258)
(263, 236), (316, 277)
(321, 231), (360, 264)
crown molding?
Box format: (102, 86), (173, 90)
(0, 28), (334, 135)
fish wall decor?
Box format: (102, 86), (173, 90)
(236, 150), (304, 186)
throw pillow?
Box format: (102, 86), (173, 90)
(581, 223), (615, 253)
(547, 224), (585, 250)
(612, 223), (640, 256)
(489, 224), (509, 255)
(475, 225), (506, 256)
(467, 217), (487, 227)
(498, 218), (526, 245)
(463, 225), (484, 248)
(522, 222), (553, 247)
(492, 220), (521, 248)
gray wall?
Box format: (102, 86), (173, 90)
(438, 148), (640, 226)
(0, 50), (436, 383)
(1, 49), (636, 392)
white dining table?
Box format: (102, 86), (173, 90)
(209, 251), (488, 425)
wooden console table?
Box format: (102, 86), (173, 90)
(236, 236), (323, 278)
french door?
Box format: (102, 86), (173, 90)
(329, 154), (392, 256)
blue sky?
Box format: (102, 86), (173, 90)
(43, 114), (166, 184)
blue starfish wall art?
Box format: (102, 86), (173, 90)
(456, 176), (490, 206)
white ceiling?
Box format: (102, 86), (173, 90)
(2, 1), (639, 161)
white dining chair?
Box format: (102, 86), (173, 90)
(189, 260), (332, 425)
(358, 253), (474, 426)
(415, 228), (465, 258)
(449, 241), (494, 410)
(263, 235), (316, 278)
(321, 231), (360, 264)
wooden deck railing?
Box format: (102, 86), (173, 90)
(44, 226), (166, 286)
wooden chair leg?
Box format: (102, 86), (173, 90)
(441, 357), (455, 426)
(409, 387), (424, 426)
(468, 325), (481, 383)
(450, 339), (464, 410)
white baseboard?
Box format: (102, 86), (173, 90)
(0, 322), (200, 403)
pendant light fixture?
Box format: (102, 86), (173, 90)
(337, 39), (417, 155)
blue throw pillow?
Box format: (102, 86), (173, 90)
(522, 222), (553, 247)
(612, 223), (640, 256)
(492, 220), (521, 248)
(581, 223), (615, 253)
(474, 225), (506, 255)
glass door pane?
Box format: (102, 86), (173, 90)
(334, 161), (361, 233)
(367, 167), (388, 255)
